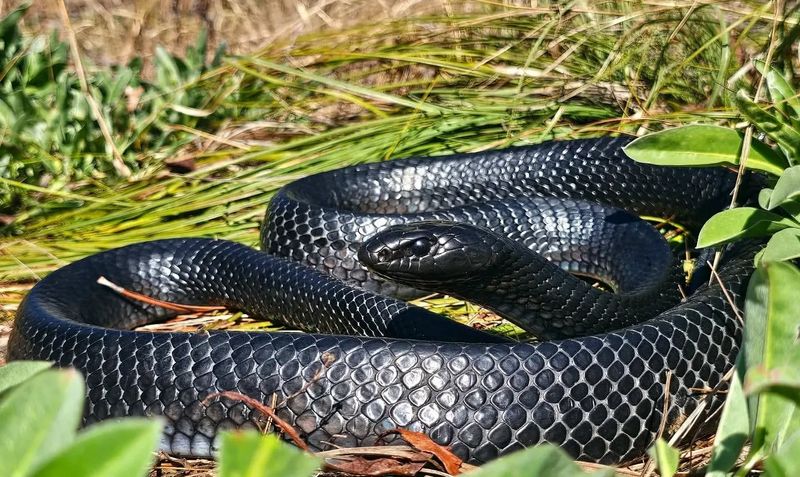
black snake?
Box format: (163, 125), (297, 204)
(8, 137), (757, 464)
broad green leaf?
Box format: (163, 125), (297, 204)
(768, 166), (800, 209)
(31, 419), (162, 477)
(758, 228), (800, 265)
(0, 361), (51, 395)
(763, 431), (800, 477)
(758, 188), (773, 209)
(735, 90), (800, 163)
(218, 432), (321, 477)
(0, 368), (85, 477)
(706, 359), (749, 477)
(755, 60), (800, 121)
(463, 444), (612, 477)
(623, 125), (788, 175)
(744, 365), (800, 404)
(778, 200), (800, 222)
(696, 207), (797, 248)
(742, 262), (800, 454)
(768, 72), (800, 121)
(647, 438), (679, 477)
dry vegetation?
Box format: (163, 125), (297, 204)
(7, 0), (444, 71)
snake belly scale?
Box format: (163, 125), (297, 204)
(9, 137), (755, 464)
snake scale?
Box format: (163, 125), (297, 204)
(8, 137), (757, 464)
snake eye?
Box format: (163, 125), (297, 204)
(409, 238), (433, 256)
(377, 248), (392, 262)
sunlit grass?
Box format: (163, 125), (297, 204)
(0, 1), (775, 284)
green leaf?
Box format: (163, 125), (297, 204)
(780, 203), (800, 221)
(735, 90), (800, 163)
(0, 361), (51, 395)
(758, 188), (773, 209)
(104, 68), (134, 107)
(744, 365), (800, 404)
(463, 444), (612, 477)
(30, 419), (162, 477)
(623, 125), (788, 175)
(0, 368), (85, 477)
(218, 432), (321, 477)
(758, 228), (800, 265)
(696, 207), (797, 248)
(647, 438), (679, 477)
(0, 3), (28, 42)
(742, 262), (800, 455)
(185, 28), (208, 74)
(764, 431), (800, 477)
(706, 358), (749, 477)
(756, 60), (800, 122)
(767, 165), (800, 209)
(154, 46), (182, 90)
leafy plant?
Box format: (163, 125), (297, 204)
(462, 445), (613, 477)
(624, 61), (800, 476)
(218, 432), (321, 477)
(625, 63), (800, 264)
(0, 3), (226, 217)
(0, 362), (161, 477)
(2, 359), (619, 477)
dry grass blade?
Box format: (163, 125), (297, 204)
(55, 0), (130, 178)
(203, 391), (309, 451)
(97, 276), (226, 314)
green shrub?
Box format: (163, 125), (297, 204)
(0, 3), (225, 216)
(0, 362), (161, 477)
(625, 62), (800, 477)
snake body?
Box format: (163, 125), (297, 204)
(9, 137), (756, 464)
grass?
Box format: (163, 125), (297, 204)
(0, 2), (777, 279)
(0, 0), (794, 475)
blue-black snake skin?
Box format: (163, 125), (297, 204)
(8, 137), (757, 464)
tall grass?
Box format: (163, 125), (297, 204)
(0, 1), (782, 287)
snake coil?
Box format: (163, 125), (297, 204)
(9, 137), (756, 464)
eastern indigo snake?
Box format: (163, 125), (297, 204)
(8, 137), (757, 464)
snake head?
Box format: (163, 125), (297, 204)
(358, 221), (497, 284)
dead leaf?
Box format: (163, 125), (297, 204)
(392, 428), (465, 475)
(325, 456), (426, 476)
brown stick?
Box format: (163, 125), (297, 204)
(204, 391), (309, 451)
(97, 276), (226, 314)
